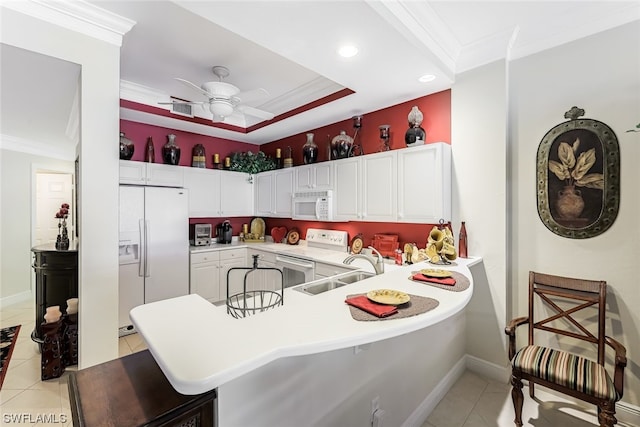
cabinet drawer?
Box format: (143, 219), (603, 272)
(191, 251), (219, 264)
(219, 248), (246, 261)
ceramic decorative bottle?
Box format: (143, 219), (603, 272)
(275, 148), (283, 169)
(162, 134), (181, 165)
(405, 106), (426, 146)
(458, 221), (468, 258)
(119, 132), (134, 160)
(302, 133), (318, 164)
(145, 136), (155, 163)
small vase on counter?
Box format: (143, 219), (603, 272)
(162, 134), (181, 165)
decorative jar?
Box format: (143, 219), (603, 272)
(331, 131), (354, 159)
(302, 133), (318, 164)
(191, 143), (206, 168)
(119, 132), (134, 160)
(162, 134), (181, 165)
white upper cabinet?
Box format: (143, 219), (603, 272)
(294, 163), (333, 192)
(397, 143), (451, 223)
(183, 168), (221, 217)
(255, 169), (294, 218)
(183, 168), (253, 217)
(219, 171), (254, 217)
(119, 161), (184, 187)
(334, 152), (396, 222)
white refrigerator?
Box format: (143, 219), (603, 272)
(118, 185), (189, 332)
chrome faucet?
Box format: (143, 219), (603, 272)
(343, 246), (385, 275)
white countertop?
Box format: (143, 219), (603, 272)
(132, 242), (480, 395)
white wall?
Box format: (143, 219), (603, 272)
(1, 7), (121, 367)
(509, 21), (640, 407)
(0, 149), (73, 304)
(451, 60), (509, 370)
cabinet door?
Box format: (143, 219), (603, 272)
(119, 161), (146, 185)
(184, 168), (222, 217)
(190, 251), (220, 302)
(313, 162), (333, 191)
(221, 258), (249, 301)
(273, 169), (293, 217)
(294, 163), (333, 192)
(294, 165), (314, 191)
(190, 261), (220, 302)
(220, 171), (254, 216)
(361, 151), (397, 222)
(397, 143), (451, 223)
(254, 172), (274, 217)
(146, 163), (184, 187)
(334, 158), (360, 220)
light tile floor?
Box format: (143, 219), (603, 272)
(1, 299), (635, 427)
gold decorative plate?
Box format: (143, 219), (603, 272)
(420, 268), (452, 278)
(250, 217), (266, 237)
(367, 289), (410, 306)
(350, 234), (364, 254)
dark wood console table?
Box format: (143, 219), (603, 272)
(31, 243), (78, 343)
(69, 350), (217, 426)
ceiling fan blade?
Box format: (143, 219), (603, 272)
(174, 78), (213, 99)
(236, 105), (275, 120)
(233, 88), (269, 105)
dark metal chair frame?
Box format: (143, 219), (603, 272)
(505, 271), (627, 426)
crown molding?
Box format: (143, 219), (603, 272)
(1, 133), (75, 161)
(1, 0), (135, 46)
(366, 0), (458, 80)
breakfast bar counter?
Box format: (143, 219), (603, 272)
(130, 256), (479, 395)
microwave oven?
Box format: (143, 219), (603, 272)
(292, 190), (333, 221)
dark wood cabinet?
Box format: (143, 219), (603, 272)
(31, 244), (78, 342)
(69, 350), (217, 427)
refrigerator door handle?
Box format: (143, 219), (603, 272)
(144, 220), (151, 277)
(138, 219), (145, 277)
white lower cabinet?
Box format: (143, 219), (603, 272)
(190, 248), (246, 303)
(334, 151), (396, 222)
(245, 249), (281, 292)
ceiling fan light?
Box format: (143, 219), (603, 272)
(209, 100), (234, 118)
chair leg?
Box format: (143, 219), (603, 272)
(597, 402), (617, 427)
(511, 375), (524, 427)
(529, 382), (535, 399)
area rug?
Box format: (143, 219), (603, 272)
(0, 324), (21, 390)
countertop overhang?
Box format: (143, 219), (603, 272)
(131, 243), (480, 395)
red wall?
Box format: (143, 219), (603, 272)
(119, 120), (256, 168)
(260, 89), (451, 166)
(122, 89), (453, 252)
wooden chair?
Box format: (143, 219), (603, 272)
(505, 271), (627, 426)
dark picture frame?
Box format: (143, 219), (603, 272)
(536, 107), (620, 239)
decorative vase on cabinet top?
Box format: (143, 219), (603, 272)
(145, 136), (155, 163)
(119, 132), (134, 160)
(331, 131), (354, 159)
(191, 143), (206, 168)
(162, 134), (181, 165)
(302, 133), (318, 164)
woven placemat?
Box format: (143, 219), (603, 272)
(346, 294), (439, 322)
(408, 271), (470, 292)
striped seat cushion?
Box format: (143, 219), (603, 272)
(512, 345), (619, 402)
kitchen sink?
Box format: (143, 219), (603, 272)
(294, 270), (376, 296)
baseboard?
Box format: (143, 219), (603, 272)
(401, 356), (467, 427)
(466, 354), (640, 426)
(0, 290), (32, 308)
(465, 353), (511, 384)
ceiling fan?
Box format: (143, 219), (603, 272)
(160, 66), (274, 122)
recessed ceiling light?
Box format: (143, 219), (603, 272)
(418, 74), (436, 83)
(338, 45), (358, 58)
